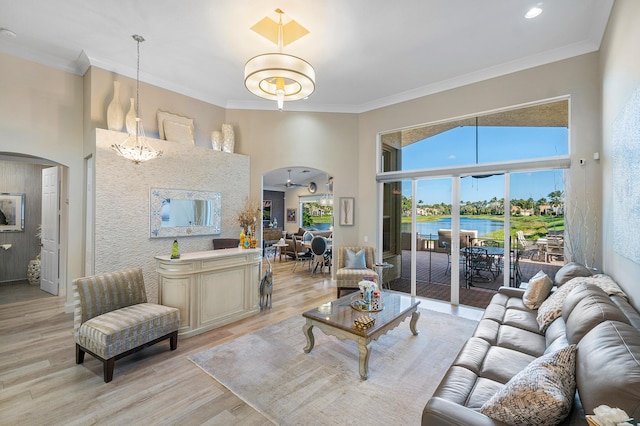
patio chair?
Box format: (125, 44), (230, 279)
(545, 236), (564, 263)
(516, 231), (539, 260)
(465, 247), (495, 285)
(443, 241), (466, 275)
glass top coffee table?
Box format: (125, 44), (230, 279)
(302, 291), (420, 380)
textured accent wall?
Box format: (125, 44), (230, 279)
(95, 129), (249, 302)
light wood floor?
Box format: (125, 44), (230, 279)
(0, 256), (482, 425)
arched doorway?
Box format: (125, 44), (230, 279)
(0, 153), (69, 302)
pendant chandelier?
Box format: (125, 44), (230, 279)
(112, 34), (162, 164)
(318, 176), (333, 206)
(244, 9), (315, 111)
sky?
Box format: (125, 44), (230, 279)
(400, 126), (567, 204)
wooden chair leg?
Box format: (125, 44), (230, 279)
(170, 331), (178, 350)
(76, 344), (85, 364)
(104, 358), (115, 383)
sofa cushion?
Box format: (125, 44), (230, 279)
(554, 262), (592, 286)
(576, 321), (640, 420)
(344, 248), (366, 269)
(480, 345), (577, 426)
(77, 303), (180, 359)
(497, 325), (546, 357)
(523, 270), (553, 309)
(562, 285), (630, 345)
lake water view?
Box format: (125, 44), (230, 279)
(402, 217), (503, 238)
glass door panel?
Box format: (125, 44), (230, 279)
(509, 170), (565, 284)
(460, 175), (506, 293)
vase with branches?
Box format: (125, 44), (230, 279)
(237, 197), (261, 243)
(563, 180), (598, 270)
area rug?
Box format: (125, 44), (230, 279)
(189, 309), (478, 425)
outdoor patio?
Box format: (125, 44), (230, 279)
(387, 249), (562, 309)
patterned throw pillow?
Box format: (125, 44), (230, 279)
(480, 345), (577, 426)
(523, 270), (554, 309)
(536, 274), (626, 332)
(345, 249), (366, 269)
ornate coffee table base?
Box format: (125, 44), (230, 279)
(303, 309), (420, 380)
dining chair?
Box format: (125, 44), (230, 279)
(310, 236), (331, 275)
(291, 236), (313, 272)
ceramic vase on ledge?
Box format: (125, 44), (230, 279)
(221, 123), (235, 153)
(107, 81), (124, 131)
(125, 98), (137, 134)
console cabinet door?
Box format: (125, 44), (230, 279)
(199, 267), (245, 327)
(158, 275), (192, 334)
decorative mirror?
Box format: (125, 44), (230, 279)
(150, 188), (221, 238)
(0, 193), (25, 232)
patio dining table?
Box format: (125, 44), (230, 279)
(461, 246), (506, 286)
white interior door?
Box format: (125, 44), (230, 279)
(41, 166), (59, 295)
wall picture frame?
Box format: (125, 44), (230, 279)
(263, 200), (272, 221)
(286, 208), (297, 223)
(0, 193), (25, 232)
(339, 197), (355, 226)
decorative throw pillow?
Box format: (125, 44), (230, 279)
(536, 274), (626, 332)
(523, 270), (553, 310)
(163, 120), (195, 144)
(157, 110), (194, 140)
(555, 262), (593, 286)
(480, 345), (576, 426)
(345, 249), (366, 269)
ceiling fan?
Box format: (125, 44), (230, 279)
(279, 169), (307, 188)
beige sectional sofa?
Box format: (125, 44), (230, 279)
(423, 273), (640, 425)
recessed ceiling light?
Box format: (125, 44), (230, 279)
(0, 28), (17, 39)
(525, 6), (543, 19)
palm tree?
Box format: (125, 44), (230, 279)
(548, 191), (563, 216)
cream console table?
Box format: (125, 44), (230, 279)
(155, 248), (261, 338)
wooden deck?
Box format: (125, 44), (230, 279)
(388, 249), (562, 309)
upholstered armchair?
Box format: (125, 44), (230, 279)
(334, 246), (378, 297)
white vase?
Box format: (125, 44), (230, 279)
(125, 98), (137, 134)
(211, 130), (223, 150)
(27, 259), (40, 286)
(106, 81), (124, 131)
(221, 123), (235, 153)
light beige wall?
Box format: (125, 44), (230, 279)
(224, 109), (360, 250)
(600, 0), (640, 305)
(358, 53), (602, 267)
(0, 52), (84, 307)
(87, 67), (227, 153)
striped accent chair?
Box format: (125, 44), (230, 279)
(335, 246), (378, 297)
(73, 268), (180, 382)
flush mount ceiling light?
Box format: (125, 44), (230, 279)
(244, 8), (315, 111)
(525, 5), (543, 19)
(112, 34), (162, 164)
